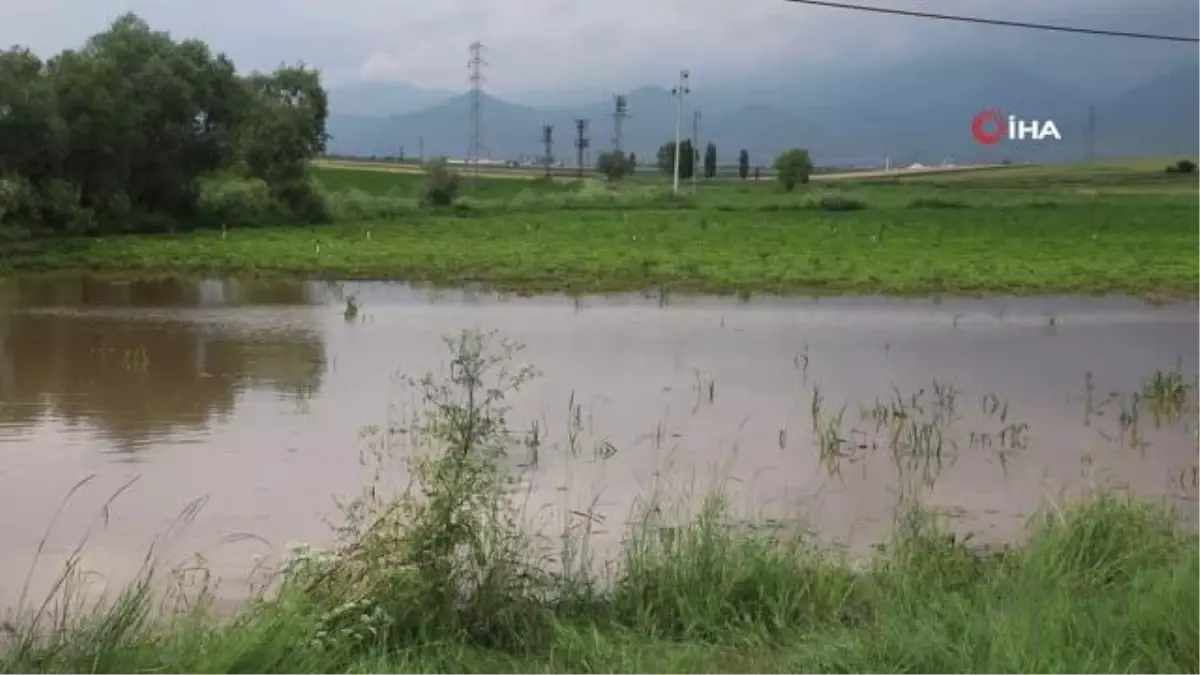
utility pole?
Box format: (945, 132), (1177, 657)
(1086, 103), (1096, 162)
(574, 119), (590, 179)
(613, 94), (630, 152)
(467, 41), (487, 186)
(541, 124), (554, 178)
(691, 109), (701, 194)
(671, 69), (690, 194)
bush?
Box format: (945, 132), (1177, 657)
(908, 196), (969, 209)
(0, 174), (39, 229)
(805, 191), (867, 211)
(196, 174), (287, 229)
(270, 177), (333, 224)
(773, 148), (814, 191)
(34, 179), (96, 234)
(420, 158), (461, 207)
(326, 189), (419, 221)
(1166, 159), (1197, 174)
(596, 150), (635, 181)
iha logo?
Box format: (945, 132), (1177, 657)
(971, 109), (1062, 145)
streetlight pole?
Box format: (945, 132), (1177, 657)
(671, 69), (690, 195)
(692, 109), (701, 194)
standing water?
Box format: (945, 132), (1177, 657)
(0, 275), (1195, 607)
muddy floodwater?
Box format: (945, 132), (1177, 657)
(0, 275), (1196, 608)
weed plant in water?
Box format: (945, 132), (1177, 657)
(1, 330), (1197, 673)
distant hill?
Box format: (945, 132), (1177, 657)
(325, 55), (1200, 167)
(1093, 64), (1200, 159)
(328, 81), (457, 117)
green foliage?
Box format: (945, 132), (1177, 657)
(0, 14), (330, 237)
(805, 191), (867, 211)
(1166, 159), (1197, 174)
(908, 196), (969, 209)
(596, 150), (635, 181)
(656, 140), (698, 180)
(703, 143), (717, 179)
(195, 174), (286, 228)
(738, 149), (750, 180)
(420, 158), (461, 207)
(773, 148), (814, 191)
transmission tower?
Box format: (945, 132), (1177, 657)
(574, 119), (590, 178)
(612, 94), (630, 152)
(541, 124), (555, 178)
(467, 41), (487, 184)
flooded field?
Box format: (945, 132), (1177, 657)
(0, 275), (1196, 608)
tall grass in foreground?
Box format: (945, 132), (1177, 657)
(2, 330), (1197, 674)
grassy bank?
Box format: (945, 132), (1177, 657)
(2, 496), (1195, 673)
(7, 203), (1194, 297)
(4, 161), (1197, 298)
(2, 331), (1196, 673)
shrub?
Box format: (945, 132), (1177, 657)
(420, 158), (461, 207)
(326, 189), (419, 221)
(196, 174), (286, 228)
(596, 150), (635, 180)
(805, 191), (867, 211)
(1167, 159), (1197, 174)
(908, 196), (969, 209)
(773, 148), (814, 191)
(35, 179), (96, 234)
(270, 176), (333, 224)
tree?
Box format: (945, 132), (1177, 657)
(738, 149), (750, 180)
(773, 148), (814, 191)
(595, 150), (634, 180)
(703, 143), (717, 179)
(1166, 159), (1197, 174)
(420, 157), (460, 206)
(0, 13), (331, 237)
(628, 152), (637, 169)
(655, 140), (697, 180)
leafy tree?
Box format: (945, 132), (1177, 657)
(738, 149), (750, 180)
(628, 152), (637, 169)
(655, 140), (697, 180)
(703, 143), (717, 179)
(0, 13), (331, 237)
(773, 148), (814, 191)
(595, 150), (634, 180)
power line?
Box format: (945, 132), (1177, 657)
(782, 0), (1200, 43)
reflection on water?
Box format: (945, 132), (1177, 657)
(0, 283), (327, 452)
(0, 274), (1196, 607)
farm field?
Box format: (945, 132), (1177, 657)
(9, 159), (1197, 299)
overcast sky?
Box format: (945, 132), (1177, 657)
(2, 0), (1196, 94)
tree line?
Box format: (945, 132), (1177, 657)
(0, 14), (329, 239)
(596, 142), (813, 189)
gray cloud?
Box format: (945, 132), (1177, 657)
(2, 0), (1195, 94)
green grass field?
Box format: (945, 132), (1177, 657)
(6, 160), (1197, 298)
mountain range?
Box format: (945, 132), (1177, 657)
(325, 55), (1199, 168)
